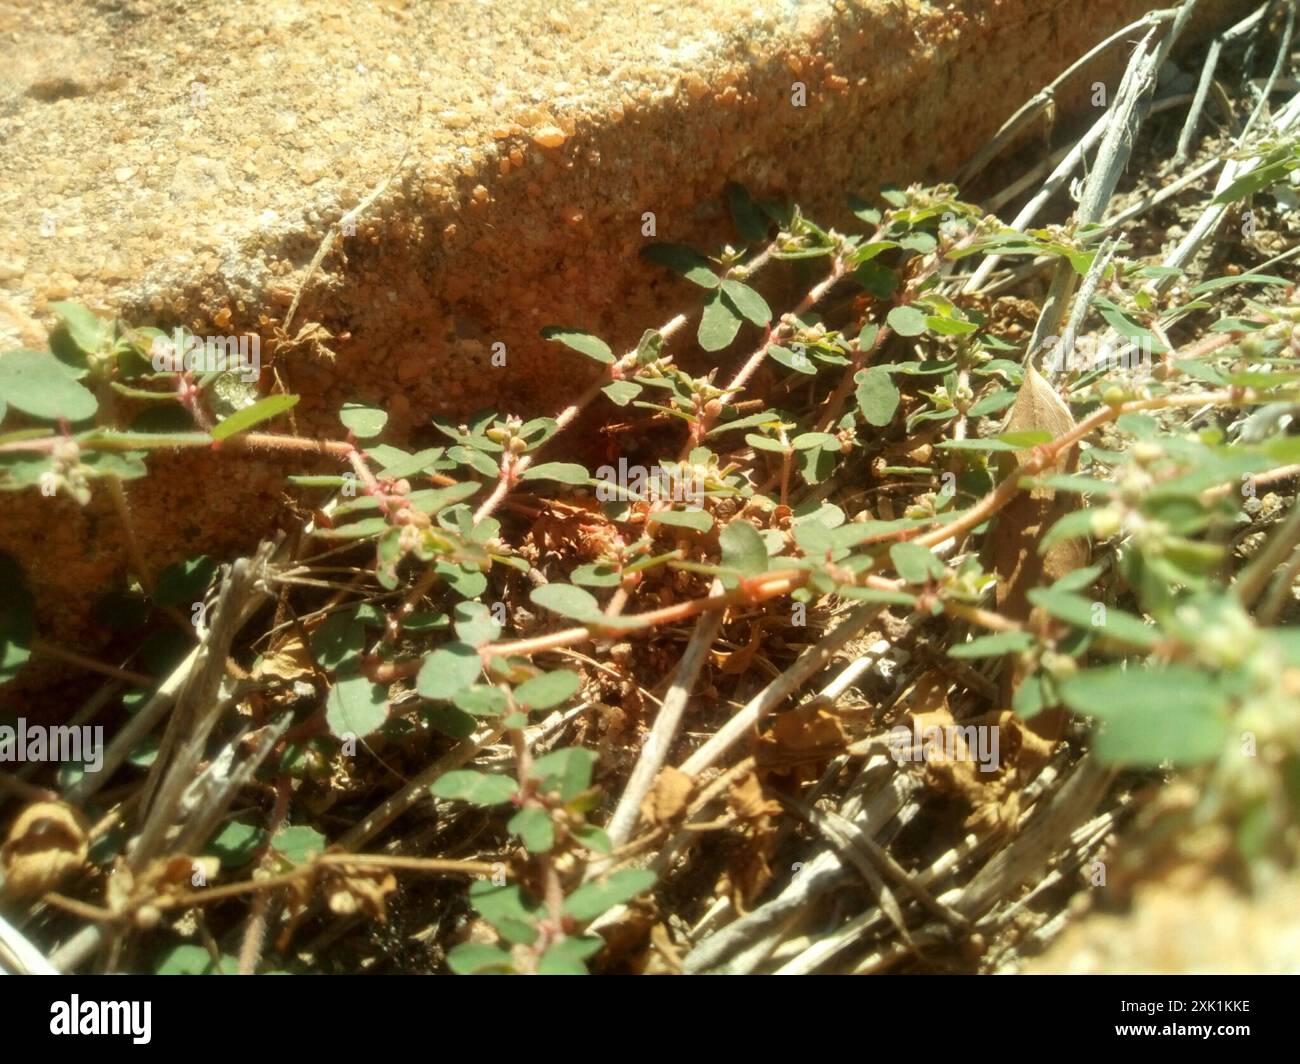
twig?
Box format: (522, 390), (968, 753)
(956, 7), (1181, 185)
(600, 586), (726, 855)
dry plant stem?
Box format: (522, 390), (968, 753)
(237, 774), (291, 975)
(678, 600), (892, 779)
(962, 114), (1109, 295)
(104, 474), (155, 598)
(1095, 156), (1219, 235)
(1175, 36), (1226, 163)
(717, 258), (846, 407)
(377, 389), (1256, 686)
(63, 548), (275, 806)
(282, 108), (419, 337)
(29, 639), (153, 688)
(955, 6), (1180, 185)
(129, 552), (270, 871)
(371, 569), (819, 681)
(1175, 2), (1272, 162)
(338, 722), (508, 849)
(1240, 0), (1296, 140)
(1052, 239), (1118, 379)
(1027, 25), (1164, 354)
(49, 854), (503, 931)
(600, 587), (726, 855)
(1159, 89), (1300, 286)
(771, 755), (1099, 974)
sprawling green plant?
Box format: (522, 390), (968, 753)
(2, 153), (1299, 972)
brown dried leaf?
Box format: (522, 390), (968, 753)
(756, 701), (848, 785)
(727, 771), (780, 822)
(253, 633), (314, 683)
(0, 801), (89, 900)
(990, 365), (1089, 622)
(639, 766), (694, 830)
(985, 367), (1089, 749)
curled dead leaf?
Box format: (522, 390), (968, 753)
(990, 365), (1088, 624)
(984, 366), (1088, 752)
(756, 700), (848, 785)
(639, 766), (694, 830)
(253, 633), (314, 683)
(727, 771), (781, 823)
(0, 801), (89, 900)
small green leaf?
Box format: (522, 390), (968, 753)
(424, 704), (477, 739)
(573, 825), (613, 854)
(1059, 665), (1230, 766)
(855, 366), (900, 427)
(571, 562), (622, 587)
(417, 643), (483, 699)
(641, 243), (719, 288)
(720, 279), (771, 326)
(1027, 589), (1159, 648)
(887, 306), (927, 337)
(515, 668), (582, 709)
(949, 631), (1034, 658)
(509, 807), (556, 852)
(50, 302), (110, 356)
(537, 936), (603, 975)
(206, 819), (266, 868)
(155, 944), (234, 975)
(339, 403), (388, 439)
(468, 880), (540, 945)
(210, 394), (299, 441)
(520, 462), (590, 485)
(769, 344), (816, 375)
(720, 519), (768, 576)
(449, 446), (500, 478)
(153, 555), (218, 608)
(325, 675), (389, 737)
(374, 446), (446, 480)
(562, 869), (656, 922)
(310, 609), (365, 668)
(530, 583), (602, 621)
(633, 328), (665, 367)
(890, 541), (945, 584)
(699, 290), (743, 351)
(452, 685), (510, 717)
(446, 943), (516, 974)
(602, 380), (643, 406)
(540, 327), (614, 364)
(791, 431), (838, 450)
(1040, 509), (1097, 551)
(273, 825), (327, 866)
(530, 747), (598, 801)
(431, 770), (518, 806)
(452, 602), (502, 648)
(0, 349), (99, 421)
(648, 508), (714, 532)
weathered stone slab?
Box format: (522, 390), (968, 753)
(0, 0), (1256, 691)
